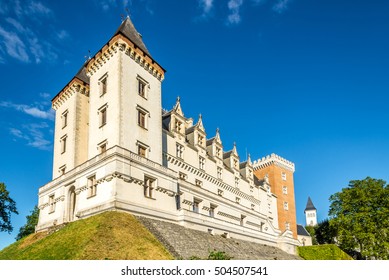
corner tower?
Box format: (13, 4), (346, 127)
(253, 154), (297, 239)
(85, 16), (165, 164)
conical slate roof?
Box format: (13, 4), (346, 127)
(114, 16), (151, 57)
(305, 197), (316, 212)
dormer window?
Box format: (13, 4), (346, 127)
(233, 158), (238, 169)
(175, 120), (182, 133)
(216, 147), (221, 158)
(198, 134), (204, 146)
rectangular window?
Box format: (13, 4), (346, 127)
(138, 145), (147, 157)
(209, 204), (217, 218)
(199, 156), (205, 170)
(100, 75), (107, 96)
(137, 107), (148, 129)
(88, 175), (97, 197)
(197, 134), (204, 146)
(49, 194), (55, 213)
(176, 143), (184, 159)
(138, 79), (146, 97)
(240, 215), (246, 226)
(144, 176), (155, 198)
(283, 186), (288, 195)
(193, 199), (201, 213)
(233, 158), (238, 169)
(284, 202), (289, 211)
(61, 135), (67, 154)
(216, 147), (221, 158)
(285, 222), (290, 230)
(175, 120), (182, 133)
(99, 105), (107, 127)
(282, 172), (287, 181)
(62, 110), (68, 128)
(235, 177), (239, 188)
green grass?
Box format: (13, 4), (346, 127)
(298, 244), (353, 260)
(0, 211), (174, 260)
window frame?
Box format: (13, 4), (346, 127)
(98, 104), (108, 128)
(87, 175), (97, 198)
(62, 110), (68, 129)
(137, 75), (148, 99)
(137, 141), (149, 158)
(137, 106), (148, 129)
(60, 135), (67, 154)
(99, 74), (108, 96)
(144, 176), (155, 198)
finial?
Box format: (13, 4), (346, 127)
(176, 96), (180, 103)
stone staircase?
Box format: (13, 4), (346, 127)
(137, 216), (301, 260)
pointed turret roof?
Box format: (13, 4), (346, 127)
(305, 197), (316, 212)
(114, 16), (151, 57)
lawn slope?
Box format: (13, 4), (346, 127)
(298, 244), (353, 260)
(0, 211), (174, 260)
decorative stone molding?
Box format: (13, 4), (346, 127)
(155, 186), (176, 197)
(182, 199), (194, 206)
(165, 153), (260, 205)
(85, 36), (164, 81)
(52, 80), (89, 110)
(217, 211), (241, 222)
(253, 153), (295, 172)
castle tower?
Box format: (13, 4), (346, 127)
(304, 197), (317, 226)
(51, 65), (90, 179)
(253, 154), (298, 239)
(86, 17), (165, 164)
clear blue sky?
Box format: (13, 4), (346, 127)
(0, 0), (388, 250)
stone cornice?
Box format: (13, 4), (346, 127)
(253, 153), (295, 172)
(164, 153), (261, 205)
(85, 35), (165, 81)
(52, 78), (90, 110)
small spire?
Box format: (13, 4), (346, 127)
(196, 114), (205, 131)
(173, 96), (183, 116)
(247, 153), (252, 165)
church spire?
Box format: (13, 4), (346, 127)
(304, 197), (316, 212)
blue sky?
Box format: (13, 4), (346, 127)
(0, 0), (388, 250)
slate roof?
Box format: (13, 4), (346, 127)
(305, 197), (316, 212)
(75, 64), (89, 84)
(297, 224), (310, 237)
(114, 17), (151, 57)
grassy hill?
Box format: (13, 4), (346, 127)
(298, 244), (353, 260)
(0, 211), (174, 260)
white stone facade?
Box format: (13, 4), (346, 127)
(36, 17), (299, 255)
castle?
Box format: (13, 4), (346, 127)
(36, 17), (300, 254)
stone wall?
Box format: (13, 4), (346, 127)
(137, 216), (301, 260)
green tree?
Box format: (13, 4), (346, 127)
(315, 219), (337, 245)
(305, 225), (318, 245)
(329, 177), (389, 259)
(16, 205), (39, 240)
(0, 182), (18, 233)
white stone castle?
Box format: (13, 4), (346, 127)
(36, 17), (300, 254)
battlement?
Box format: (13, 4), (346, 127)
(253, 153), (295, 172)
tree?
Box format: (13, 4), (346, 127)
(16, 205), (39, 241)
(0, 182), (18, 233)
(305, 225), (318, 245)
(315, 219), (337, 245)
(329, 177), (389, 260)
